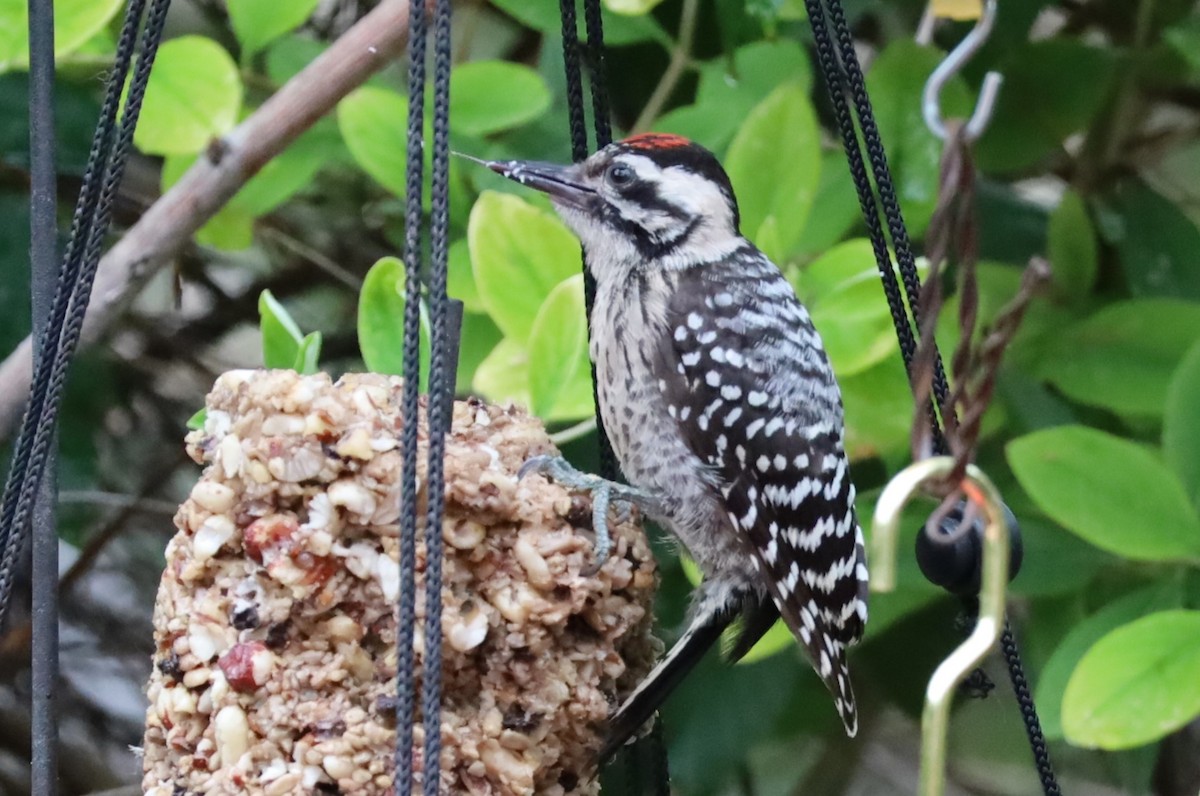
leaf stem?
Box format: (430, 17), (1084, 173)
(631, 0), (700, 133)
(548, 416), (597, 445)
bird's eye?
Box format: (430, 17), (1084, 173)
(607, 163), (635, 187)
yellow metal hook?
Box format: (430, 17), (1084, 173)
(871, 457), (1010, 796)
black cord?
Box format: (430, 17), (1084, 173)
(0, 0), (170, 624)
(561, 0), (620, 484)
(559, 2), (669, 791)
(397, 2), (457, 790)
(395, 0), (428, 784)
(421, 0), (454, 791)
(802, 3), (1061, 793)
(582, 0), (612, 148)
(802, 0), (947, 450)
(558, 0), (590, 163)
(1002, 621), (1062, 794)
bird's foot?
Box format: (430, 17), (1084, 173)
(518, 455), (653, 574)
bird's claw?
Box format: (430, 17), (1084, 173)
(519, 454), (640, 575)
(517, 454), (556, 482)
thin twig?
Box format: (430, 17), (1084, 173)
(631, 0), (700, 133)
(0, 0), (417, 444)
(59, 455), (187, 595)
(57, 490), (179, 515)
(260, 226), (364, 290)
(548, 417), (597, 446)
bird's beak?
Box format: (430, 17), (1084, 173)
(483, 159), (595, 210)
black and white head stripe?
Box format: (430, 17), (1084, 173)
(608, 133), (741, 229)
(562, 134), (744, 261)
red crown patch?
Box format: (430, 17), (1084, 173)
(621, 133), (692, 151)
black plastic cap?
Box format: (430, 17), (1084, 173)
(915, 498), (1024, 596)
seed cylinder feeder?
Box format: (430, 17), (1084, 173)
(140, 371), (659, 795)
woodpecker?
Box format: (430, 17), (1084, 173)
(480, 133), (868, 758)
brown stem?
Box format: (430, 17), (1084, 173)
(631, 0), (700, 133)
(0, 0), (416, 444)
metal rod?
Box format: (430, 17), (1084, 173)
(27, 0), (60, 793)
(871, 457), (1010, 796)
(921, 0), (1003, 143)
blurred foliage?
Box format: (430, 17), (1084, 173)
(4, 0), (1200, 792)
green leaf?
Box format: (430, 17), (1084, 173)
(186, 408), (208, 431)
(1037, 299), (1200, 418)
(447, 239), (484, 313)
(450, 61), (551, 136)
(472, 337), (531, 408)
(866, 40), (971, 236)
(162, 154), (253, 249)
(1047, 189), (1097, 301)
(237, 123), (339, 214)
(0, 193), (31, 355)
(726, 83), (820, 261)
(1104, 180), (1200, 301)
(1037, 583), (1183, 740)
(294, 331), (322, 375)
(699, 40), (812, 103)
(0, 73), (101, 174)
(745, 0), (807, 23)
(0, 0), (122, 71)
(1010, 514), (1112, 598)
(791, 153), (862, 256)
(259, 289), (305, 368)
(489, 0), (666, 46)
(662, 40), (815, 152)
(1063, 610), (1200, 750)
(161, 123), (334, 249)
(735, 621), (793, 665)
(227, 0), (321, 58)
(266, 35), (327, 84)
(135, 37), (243, 156)
(357, 256), (430, 386)
(1165, 15), (1200, 73)
(841, 355), (915, 461)
(975, 41), (1116, 173)
(664, 651), (817, 792)
(655, 103), (742, 153)
(1164, 340), (1200, 509)
(337, 86), (408, 197)
(528, 275), (594, 420)
(796, 240), (898, 377)
(1007, 425), (1200, 562)
(656, 43), (813, 152)
(456, 312), (503, 389)
(194, 205), (254, 250)
(603, 0), (666, 14)
(467, 191), (581, 343)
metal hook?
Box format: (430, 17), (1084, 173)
(871, 457), (1010, 796)
(922, 0), (1004, 143)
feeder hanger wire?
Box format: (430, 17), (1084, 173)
(556, 2), (670, 792)
(922, 0), (1004, 143)
(872, 459), (1012, 796)
(395, 0), (459, 792)
(5, 0), (172, 792)
(803, 1), (1062, 794)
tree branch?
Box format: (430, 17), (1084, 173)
(0, 0), (416, 443)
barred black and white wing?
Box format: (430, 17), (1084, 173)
(654, 245), (869, 735)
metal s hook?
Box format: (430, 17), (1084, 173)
(871, 457), (1010, 796)
(922, 0), (1004, 143)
